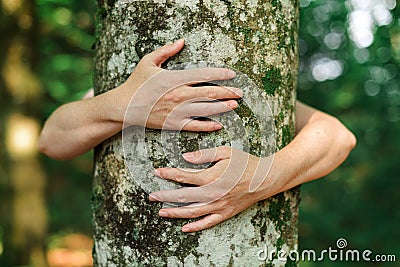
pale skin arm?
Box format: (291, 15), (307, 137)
(38, 91), (122, 160)
(39, 40), (356, 232)
(149, 101), (357, 232)
(278, 101), (357, 191)
(39, 40), (241, 160)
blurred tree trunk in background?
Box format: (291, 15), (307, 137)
(0, 0), (47, 266)
(93, 0), (299, 266)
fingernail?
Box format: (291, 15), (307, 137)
(213, 121), (223, 128)
(149, 194), (156, 201)
(159, 210), (168, 217)
(174, 39), (184, 46)
(182, 226), (190, 232)
(232, 87), (243, 96)
(229, 101), (238, 109)
(153, 169), (161, 176)
(183, 152), (195, 159)
(227, 70), (236, 77)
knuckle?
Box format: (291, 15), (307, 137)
(224, 206), (234, 217)
(207, 88), (216, 99)
(187, 208), (198, 218)
(204, 219), (214, 228)
(217, 200), (232, 213)
(177, 194), (186, 203)
(219, 146), (231, 154)
(163, 91), (174, 101)
(202, 71), (213, 81)
(213, 200), (226, 210)
(204, 173), (216, 184)
(172, 92), (183, 102)
(193, 150), (202, 158)
(164, 91), (182, 102)
(175, 175), (184, 183)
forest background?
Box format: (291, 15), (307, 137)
(0, 0), (399, 266)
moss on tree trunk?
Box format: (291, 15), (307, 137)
(93, 0), (299, 266)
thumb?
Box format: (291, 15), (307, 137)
(143, 39), (185, 67)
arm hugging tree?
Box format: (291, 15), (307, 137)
(93, 0), (300, 266)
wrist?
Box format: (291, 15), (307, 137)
(95, 87), (127, 125)
(252, 151), (293, 201)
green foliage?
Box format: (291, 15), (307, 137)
(37, 0), (95, 108)
(297, 0), (400, 266)
(36, 0), (96, 234)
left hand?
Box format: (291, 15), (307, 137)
(149, 146), (283, 233)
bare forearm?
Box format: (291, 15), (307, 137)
(147, 100), (356, 232)
(272, 113), (356, 193)
(38, 90), (122, 160)
(39, 41), (241, 161)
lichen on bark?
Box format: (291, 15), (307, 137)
(93, 0), (300, 266)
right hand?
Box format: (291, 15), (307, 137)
(114, 39), (242, 131)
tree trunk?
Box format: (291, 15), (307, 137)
(93, 1), (299, 266)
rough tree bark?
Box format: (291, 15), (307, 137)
(93, 1), (299, 266)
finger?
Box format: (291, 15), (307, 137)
(142, 39), (185, 67)
(158, 203), (211, 219)
(161, 114), (222, 132)
(182, 146), (232, 164)
(184, 100), (238, 117)
(182, 120), (223, 132)
(154, 167), (211, 186)
(169, 67), (236, 85)
(149, 187), (210, 203)
(172, 86), (243, 102)
(182, 213), (226, 232)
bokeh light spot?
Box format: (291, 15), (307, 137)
(311, 57), (343, 82)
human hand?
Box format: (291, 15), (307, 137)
(148, 146), (282, 233)
(113, 39), (242, 131)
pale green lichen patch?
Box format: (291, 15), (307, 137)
(174, 0), (200, 11)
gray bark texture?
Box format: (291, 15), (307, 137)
(93, 0), (300, 266)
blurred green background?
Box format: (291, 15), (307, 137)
(0, 0), (398, 266)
